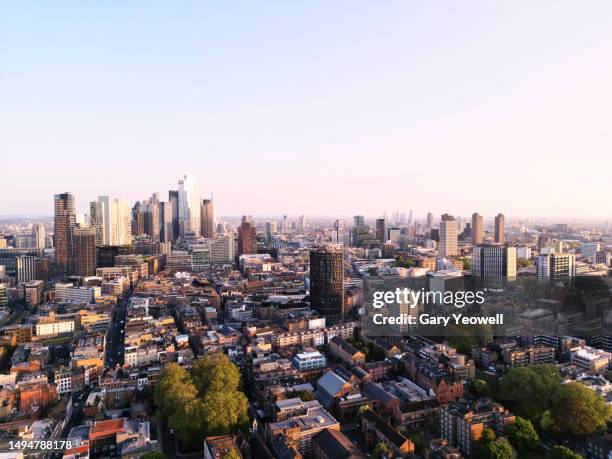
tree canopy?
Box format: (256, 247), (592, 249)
(155, 353), (249, 451)
(546, 445), (584, 459)
(478, 438), (516, 459)
(506, 416), (539, 451)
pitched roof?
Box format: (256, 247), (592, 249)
(312, 428), (367, 459)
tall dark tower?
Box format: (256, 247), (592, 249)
(201, 198), (215, 238)
(54, 192), (76, 277)
(168, 190), (180, 241)
(375, 218), (386, 243)
(495, 213), (505, 244)
(309, 244), (344, 324)
(73, 225), (96, 277)
(238, 216), (257, 255)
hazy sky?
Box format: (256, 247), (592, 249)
(1, 1), (611, 219)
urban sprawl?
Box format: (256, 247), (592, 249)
(0, 175), (611, 459)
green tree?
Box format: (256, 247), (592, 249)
(482, 427), (496, 444)
(498, 364), (561, 422)
(192, 353), (241, 393)
(546, 445), (584, 459)
(547, 382), (610, 439)
(472, 379), (489, 396)
(506, 417), (539, 451)
(479, 438), (516, 459)
(372, 442), (392, 459)
(155, 353), (249, 452)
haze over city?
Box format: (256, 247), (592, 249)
(2, 1), (612, 218)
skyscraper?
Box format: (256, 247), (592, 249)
(54, 192), (76, 276)
(439, 216), (458, 258)
(169, 190), (180, 240)
(97, 196), (132, 246)
(238, 216), (257, 255)
(178, 175), (200, 237)
(375, 218), (386, 243)
(73, 225), (96, 277)
(309, 244), (344, 324)
(131, 201), (145, 236)
(16, 256), (37, 284)
(471, 212), (483, 245)
(144, 195), (160, 242)
(200, 198), (215, 238)
(426, 212), (434, 230)
(159, 201), (174, 243)
(495, 213), (505, 244)
(90, 201), (105, 244)
(31, 224), (46, 251)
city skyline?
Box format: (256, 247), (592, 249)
(2, 2), (612, 218)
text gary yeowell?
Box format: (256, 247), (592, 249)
(370, 288), (503, 326)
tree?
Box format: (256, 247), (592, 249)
(546, 446), (584, 459)
(155, 353), (249, 452)
(372, 442), (392, 459)
(482, 428), (496, 444)
(498, 364), (561, 422)
(472, 379), (489, 396)
(506, 417), (539, 451)
(192, 353), (241, 394)
(479, 438), (516, 459)
(546, 382), (610, 439)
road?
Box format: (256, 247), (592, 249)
(105, 296), (128, 368)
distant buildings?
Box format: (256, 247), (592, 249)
(178, 175), (200, 237)
(309, 244), (344, 324)
(471, 213), (483, 245)
(494, 213), (505, 244)
(439, 216), (458, 258)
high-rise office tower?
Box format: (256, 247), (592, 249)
(265, 221), (278, 242)
(54, 192), (77, 276)
(159, 201), (174, 243)
(97, 196), (132, 246)
(238, 216), (257, 255)
(90, 201), (105, 244)
(73, 225), (96, 277)
(31, 224), (46, 251)
(169, 190), (180, 240)
(16, 256), (37, 284)
(200, 199), (215, 239)
(144, 195), (160, 242)
(178, 175), (200, 237)
(495, 213), (505, 244)
(472, 244), (517, 277)
(309, 244), (344, 324)
(439, 217), (458, 257)
(298, 215), (306, 232)
(426, 212), (434, 230)
(375, 218), (386, 243)
(131, 202), (145, 236)
(472, 212), (484, 245)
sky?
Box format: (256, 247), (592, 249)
(1, 1), (612, 219)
